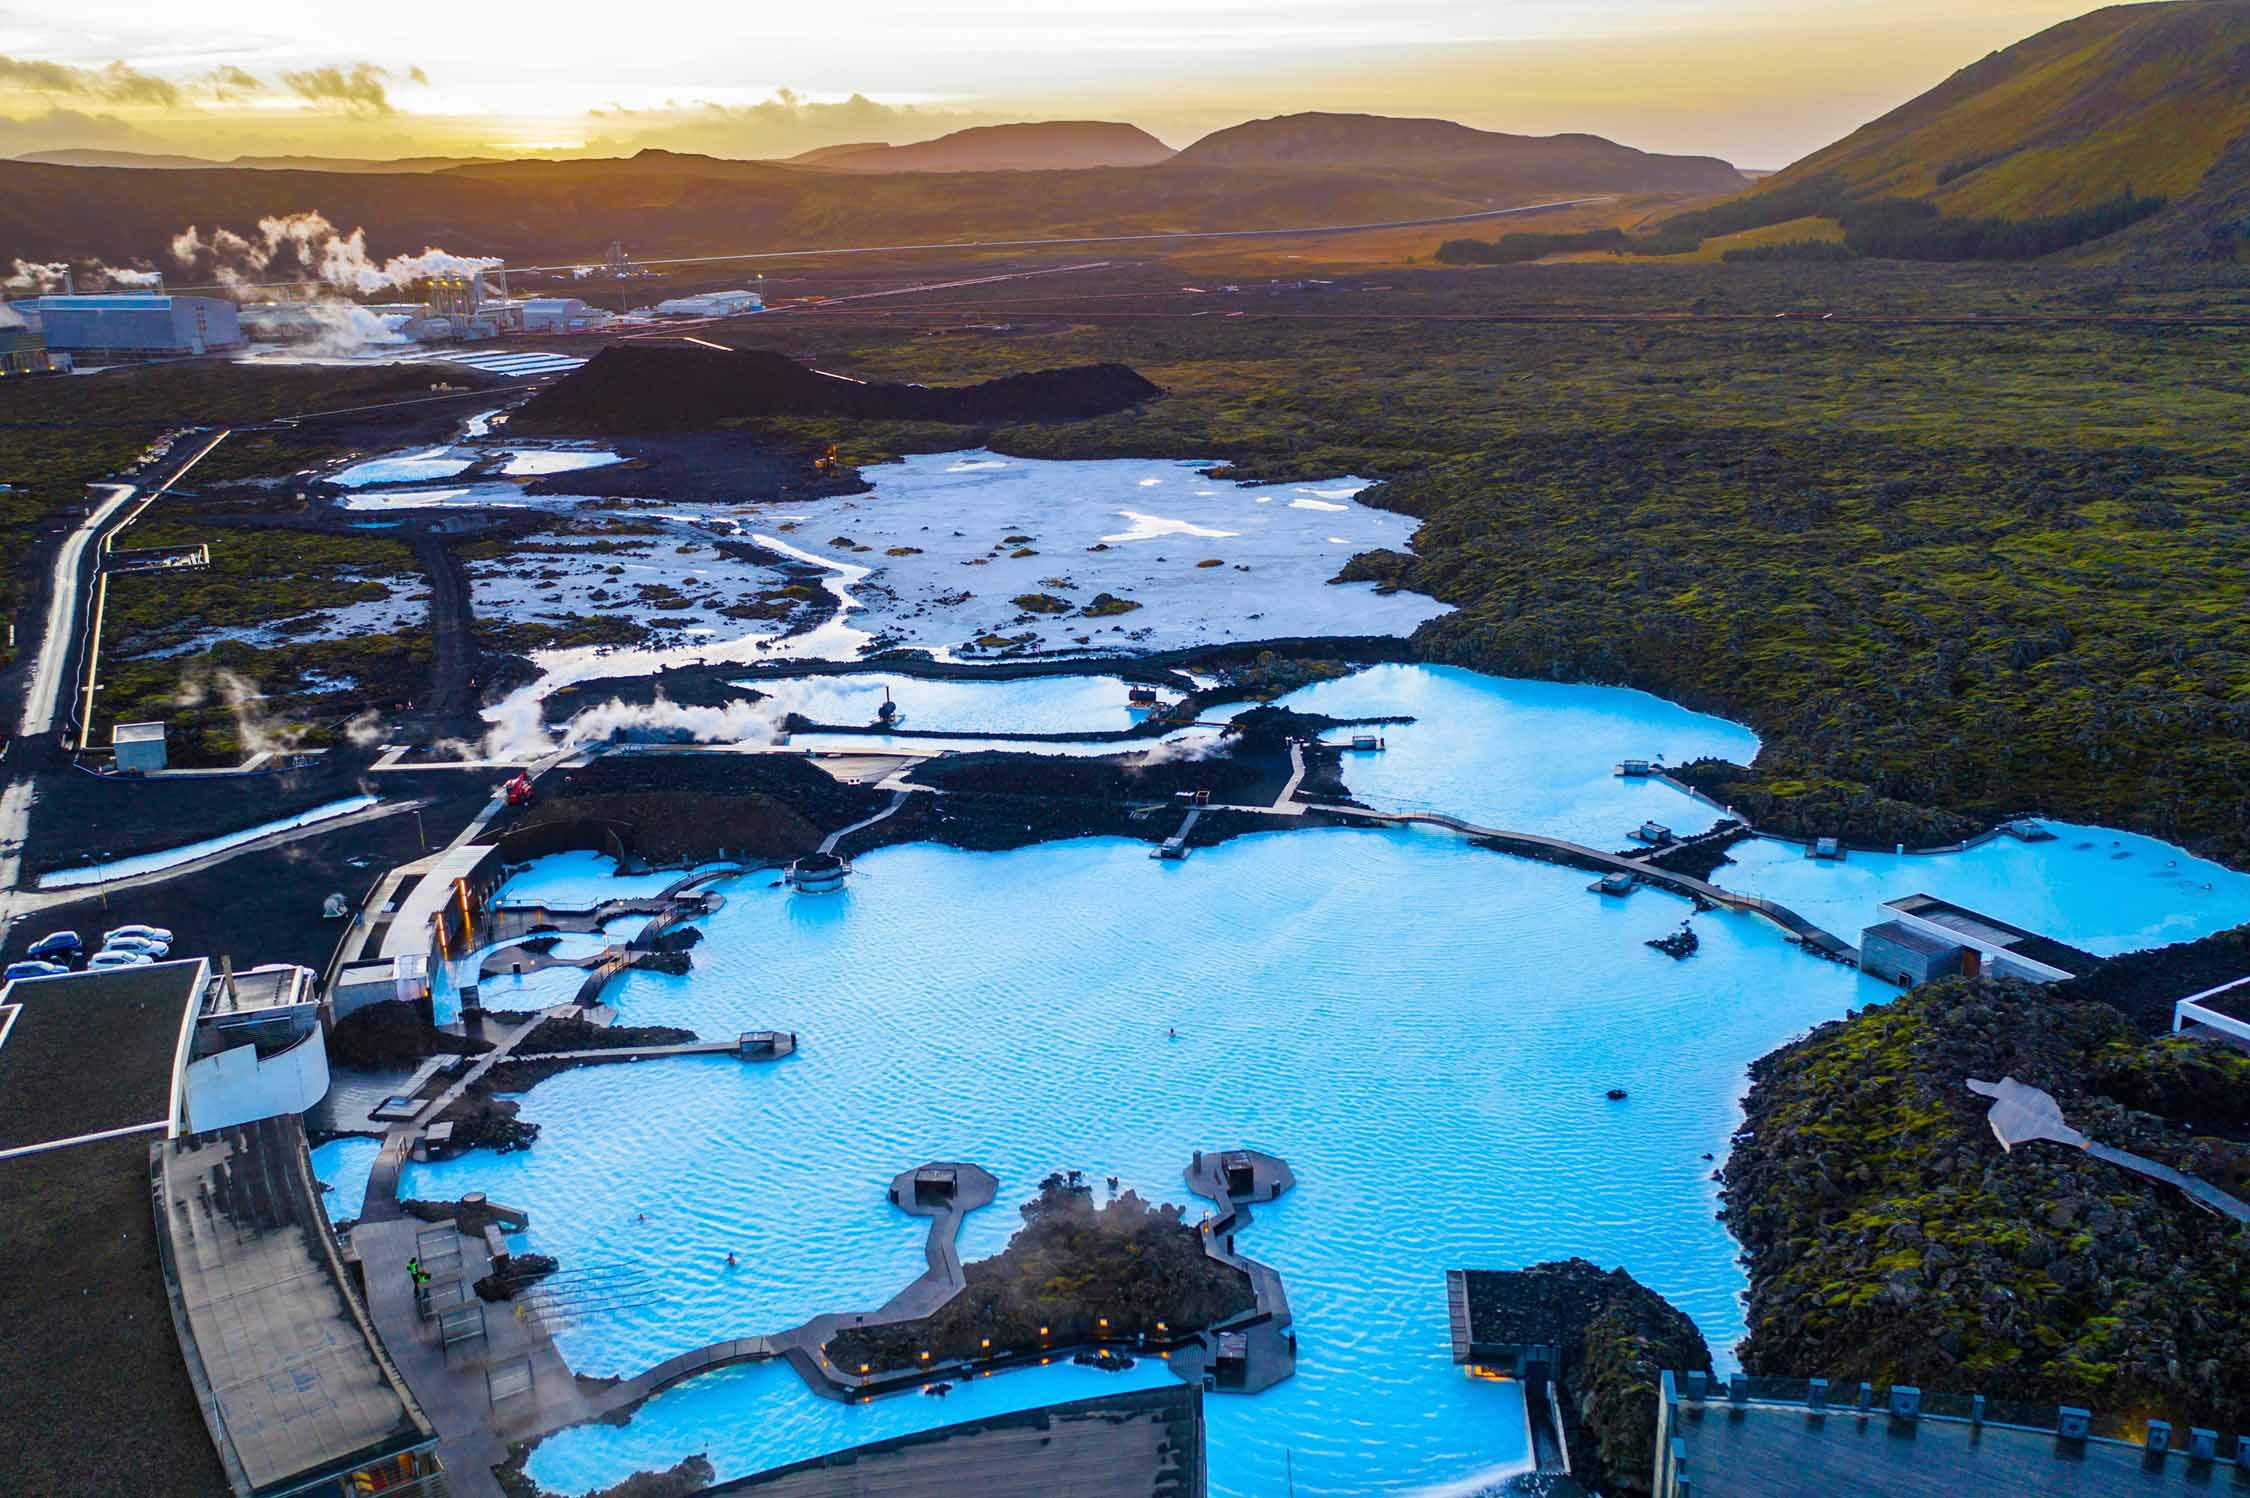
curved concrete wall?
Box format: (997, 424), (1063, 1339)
(182, 1028), (330, 1133)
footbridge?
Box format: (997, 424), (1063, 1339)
(1310, 805), (1858, 963)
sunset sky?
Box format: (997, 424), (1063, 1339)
(1, 0), (2107, 167)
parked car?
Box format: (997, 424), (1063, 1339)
(87, 950), (154, 969)
(100, 935), (170, 958)
(25, 931), (81, 961)
(3, 960), (69, 981)
(103, 924), (173, 946)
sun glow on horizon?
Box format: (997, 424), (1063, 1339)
(0, 0), (2110, 168)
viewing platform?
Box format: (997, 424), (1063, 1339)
(1182, 1148), (1298, 1395)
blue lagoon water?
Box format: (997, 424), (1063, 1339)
(1274, 665), (1758, 845)
(312, 1136), (383, 1223)
(397, 665), (2250, 1497)
(1716, 826), (2250, 958)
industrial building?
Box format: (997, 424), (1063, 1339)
(1858, 893), (2102, 987)
(654, 288), (764, 317)
(1, 306), (67, 376)
(112, 719), (168, 773)
(19, 293), (243, 358)
(522, 296), (613, 334)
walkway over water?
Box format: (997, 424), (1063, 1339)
(1309, 805), (1860, 963)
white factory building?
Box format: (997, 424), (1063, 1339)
(522, 296), (615, 333)
(654, 289), (764, 317)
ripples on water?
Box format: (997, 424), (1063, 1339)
(418, 833), (1874, 1495)
(397, 666), (2250, 1496)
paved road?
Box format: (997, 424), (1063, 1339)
(65, 429), (232, 745)
(17, 482), (133, 738)
(0, 432), (230, 932)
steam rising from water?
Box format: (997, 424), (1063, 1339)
(480, 691), (794, 761)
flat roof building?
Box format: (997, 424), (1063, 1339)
(655, 289), (764, 317)
(21, 293), (244, 357)
(0, 958), (422, 1494)
(156, 1114), (441, 1496)
(1656, 1371), (2245, 1497)
(1862, 894), (2103, 986)
(717, 1383), (1204, 1496)
(522, 296), (613, 333)
(113, 718), (168, 772)
(184, 960), (330, 1132)
(0, 961), (237, 1494)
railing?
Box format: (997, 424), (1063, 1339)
(1672, 1370), (2240, 1450)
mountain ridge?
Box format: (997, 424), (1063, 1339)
(1177, 111), (1745, 194)
(784, 121), (1173, 173)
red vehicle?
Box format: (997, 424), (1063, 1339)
(503, 773), (535, 808)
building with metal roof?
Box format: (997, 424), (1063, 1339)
(19, 293), (243, 357)
(1656, 1370), (2247, 1497)
(1862, 893), (2103, 986)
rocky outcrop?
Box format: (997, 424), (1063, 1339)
(824, 1174), (1254, 1373)
(1723, 974), (2250, 1432)
(1464, 1258), (1712, 1495)
(328, 999), (490, 1070)
(1668, 758), (1981, 850)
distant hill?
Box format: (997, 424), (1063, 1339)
(787, 122), (1174, 173)
(1175, 112), (1745, 194)
(17, 148), (222, 170)
(788, 142), (891, 165)
(0, 146), (1645, 269)
(16, 148), (501, 173)
(1680, 1), (2250, 260)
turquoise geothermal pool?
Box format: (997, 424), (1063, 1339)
(397, 666), (2250, 1496)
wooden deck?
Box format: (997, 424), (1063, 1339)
(1307, 805), (1861, 964)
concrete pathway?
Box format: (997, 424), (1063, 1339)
(819, 790), (910, 856)
(1969, 1075), (2250, 1223)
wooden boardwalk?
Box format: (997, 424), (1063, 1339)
(1181, 1149), (1299, 1395)
(1308, 805), (1860, 963)
(573, 1160), (1003, 1421)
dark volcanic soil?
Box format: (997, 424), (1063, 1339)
(4, 771), (495, 970)
(520, 431), (867, 505)
(509, 345), (1160, 435)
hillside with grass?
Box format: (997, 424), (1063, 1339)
(1769, 1), (2250, 220)
(0, 149), (1620, 270)
(1635, 1), (2250, 262)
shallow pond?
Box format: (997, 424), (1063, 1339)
(736, 673), (1177, 735)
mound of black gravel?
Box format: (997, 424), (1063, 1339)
(511, 345), (1160, 434)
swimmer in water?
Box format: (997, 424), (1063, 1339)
(1167, 1027), (1178, 1040)
(726, 1252), (737, 1268)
